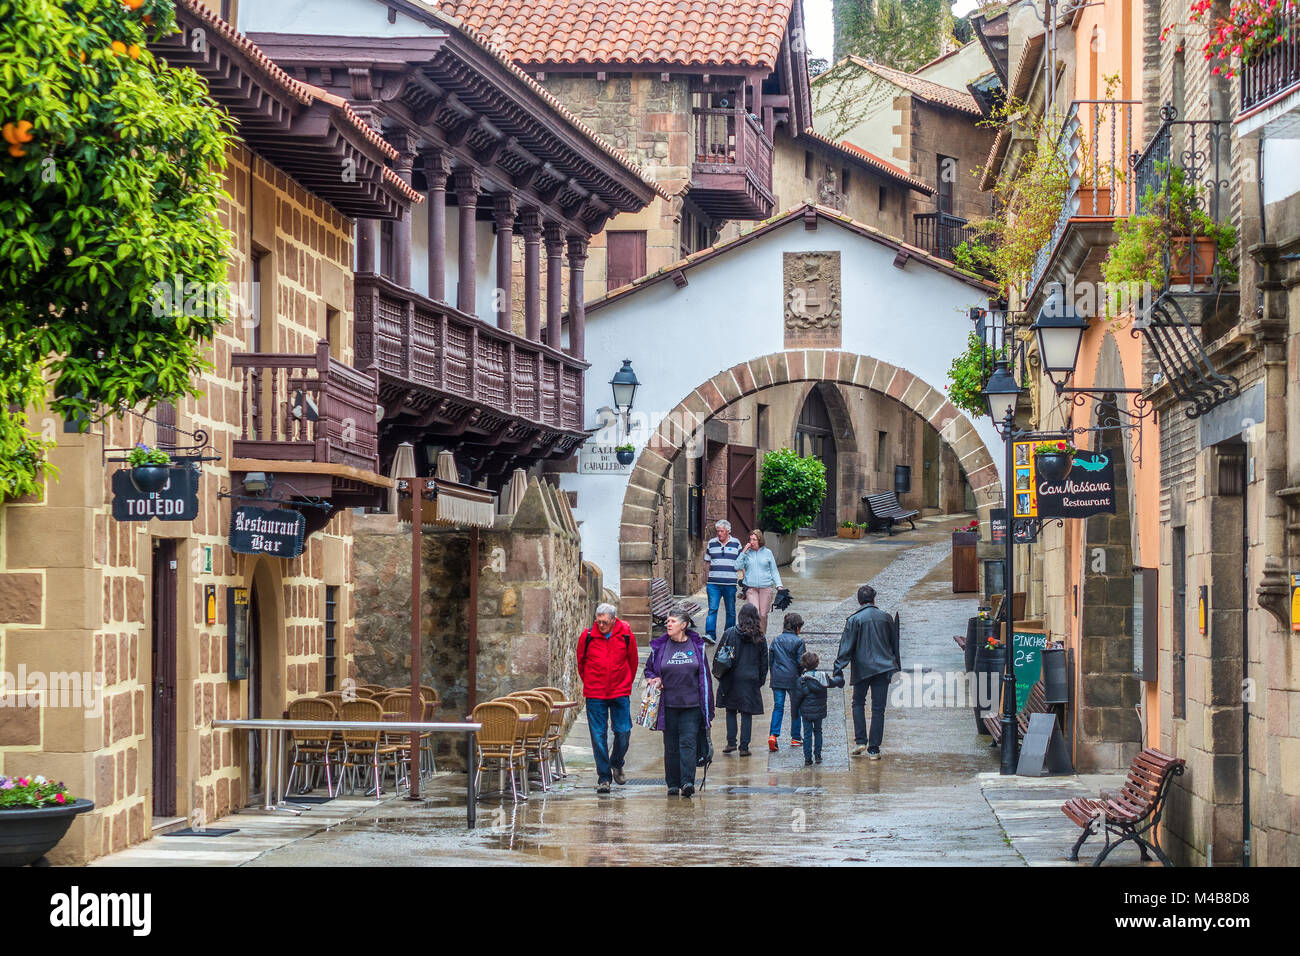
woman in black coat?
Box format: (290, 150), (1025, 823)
(716, 602), (768, 756)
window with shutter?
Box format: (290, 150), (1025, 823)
(607, 231), (647, 292)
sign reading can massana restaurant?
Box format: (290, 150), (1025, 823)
(579, 440), (632, 475)
(111, 465), (200, 521)
(229, 505), (306, 558)
(1035, 451), (1117, 519)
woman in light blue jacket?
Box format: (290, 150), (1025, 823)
(737, 529), (782, 634)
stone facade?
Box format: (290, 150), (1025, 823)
(351, 479), (601, 767)
(0, 144), (364, 863)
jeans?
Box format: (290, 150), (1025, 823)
(768, 688), (804, 740)
(802, 718), (824, 762)
(851, 673), (892, 748)
(705, 583), (736, 642)
(725, 709), (752, 749)
(662, 706), (701, 791)
(585, 696), (631, 783)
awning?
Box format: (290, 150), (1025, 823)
(397, 478), (497, 530)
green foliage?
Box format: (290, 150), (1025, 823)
(946, 331), (1004, 418)
(127, 442), (170, 466)
(1102, 162), (1238, 298)
(832, 0), (968, 70)
(0, 773), (76, 809)
(759, 448), (827, 534)
(1033, 439), (1076, 456)
(953, 238), (995, 277)
(0, 0), (234, 501)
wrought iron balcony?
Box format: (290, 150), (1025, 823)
(231, 341), (381, 475)
(690, 107), (775, 220)
(1241, 5), (1300, 114)
(354, 274), (587, 477)
(1025, 99), (1139, 298)
(912, 211), (976, 262)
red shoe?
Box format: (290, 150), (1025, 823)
(790, 739), (802, 748)
(767, 735), (778, 752)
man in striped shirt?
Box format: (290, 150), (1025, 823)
(703, 519), (742, 645)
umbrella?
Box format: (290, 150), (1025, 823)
(501, 468), (528, 516)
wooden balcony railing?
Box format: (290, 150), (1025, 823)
(354, 273), (585, 434)
(690, 107), (774, 219)
(1242, 7), (1300, 113)
(231, 341), (381, 474)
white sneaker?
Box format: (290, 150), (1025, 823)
(850, 745), (869, 757)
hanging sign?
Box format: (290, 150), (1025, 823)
(111, 466), (200, 522)
(1036, 451), (1116, 519)
(579, 440), (633, 475)
(1291, 573), (1300, 633)
(1198, 585), (1208, 636)
(229, 505), (306, 558)
(1012, 518), (1039, 543)
(1012, 442), (1038, 518)
(988, 508), (1007, 546)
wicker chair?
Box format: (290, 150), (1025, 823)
(378, 690), (424, 785)
(529, 689), (569, 779)
(510, 693), (555, 793)
(338, 698), (404, 797)
(286, 697), (339, 796)
(471, 700), (527, 802)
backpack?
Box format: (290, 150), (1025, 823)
(581, 624), (631, 662)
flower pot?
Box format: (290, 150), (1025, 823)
(837, 526), (863, 539)
(1169, 235), (1217, 286)
(130, 464), (169, 493)
(1074, 186), (1112, 216)
(0, 799), (94, 866)
(615, 449), (635, 465)
(765, 532), (797, 567)
(1035, 451), (1074, 483)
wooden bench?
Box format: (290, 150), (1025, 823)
(862, 492), (919, 535)
(983, 680), (1050, 744)
(1061, 747), (1186, 866)
(649, 578), (702, 627)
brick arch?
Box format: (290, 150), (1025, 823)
(616, 349), (1002, 637)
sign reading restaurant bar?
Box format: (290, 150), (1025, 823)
(229, 505), (306, 559)
(111, 465), (200, 521)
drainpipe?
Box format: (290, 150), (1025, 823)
(1241, 454), (1250, 867)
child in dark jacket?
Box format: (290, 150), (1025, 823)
(790, 651), (845, 765)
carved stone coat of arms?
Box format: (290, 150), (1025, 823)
(783, 251), (842, 347)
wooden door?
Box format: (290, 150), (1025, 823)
(150, 540), (178, 819)
(726, 444), (757, 537)
(797, 388), (838, 536)
(248, 585), (263, 798)
(922, 425), (940, 509)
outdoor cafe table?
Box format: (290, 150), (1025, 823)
(212, 718), (482, 826)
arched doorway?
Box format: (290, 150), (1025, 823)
(242, 559), (284, 805)
(795, 385), (840, 536)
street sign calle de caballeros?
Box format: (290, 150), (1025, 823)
(111, 465), (200, 521)
(229, 504), (306, 558)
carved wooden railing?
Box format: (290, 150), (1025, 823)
(231, 340), (381, 474)
(354, 273), (586, 433)
(692, 107), (774, 196)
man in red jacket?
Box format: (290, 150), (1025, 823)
(577, 602), (639, 793)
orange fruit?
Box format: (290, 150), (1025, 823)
(128, 44), (140, 59)
(8, 144), (26, 158)
(2, 122), (32, 145)
(111, 40), (126, 55)
(123, 0), (145, 9)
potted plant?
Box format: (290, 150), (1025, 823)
(614, 442), (635, 466)
(0, 774), (93, 866)
(127, 443), (171, 492)
(758, 448), (827, 564)
(946, 332), (1008, 418)
(838, 519), (863, 539)
(1034, 439), (1076, 483)
(972, 633), (1007, 726)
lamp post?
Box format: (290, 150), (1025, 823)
(983, 356), (1025, 776)
(609, 359), (640, 436)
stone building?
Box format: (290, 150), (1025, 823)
(0, 0), (414, 862)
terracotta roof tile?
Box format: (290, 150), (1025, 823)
(839, 56), (983, 115)
(436, 1), (795, 69)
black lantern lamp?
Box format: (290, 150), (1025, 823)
(610, 359), (640, 433)
(982, 358), (1023, 431)
(1030, 289), (1089, 389)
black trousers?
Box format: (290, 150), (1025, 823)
(725, 709), (753, 748)
(851, 673), (892, 748)
(663, 706), (701, 790)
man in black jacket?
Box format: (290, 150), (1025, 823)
(833, 584), (900, 759)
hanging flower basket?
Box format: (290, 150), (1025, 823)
(614, 444), (636, 466)
(1034, 440), (1076, 483)
(127, 443), (171, 493)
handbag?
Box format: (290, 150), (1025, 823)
(636, 682), (661, 730)
(712, 630), (737, 679)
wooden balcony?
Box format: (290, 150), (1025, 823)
(354, 274), (588, 482)
(690, 108), (775, 220)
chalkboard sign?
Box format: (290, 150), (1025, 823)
(111, 465), (199, 522)
(1012, 626), (1048, 711)
(230, 505), (306, 559)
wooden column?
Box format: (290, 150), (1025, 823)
(492, 194), (517, 332)
(391, 137), (417, 288)
(544, 223), (566, 349)
(455, 169), (481, 315)
(520, 211), (544, 342)
(424, 150), (451, 302)
(567, 235), (589, 360)
(357, 219), (378, 274)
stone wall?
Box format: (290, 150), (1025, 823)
(770, 128), (910, 238)
(352, 479), (599, 768)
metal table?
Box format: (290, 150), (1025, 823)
(212, 718), (482, 826)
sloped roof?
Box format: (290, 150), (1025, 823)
(838, 56), (983, 116)
(433, 0), (795, 68)
(799, 129), (934, 195)
(584, 202), (996, 315)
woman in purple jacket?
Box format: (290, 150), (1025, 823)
(644, 606), (715, 797)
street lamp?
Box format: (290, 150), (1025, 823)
(1030, 293), (1089, 389)
(610, 359), (640, 433)
(982, 357), (1025, 776)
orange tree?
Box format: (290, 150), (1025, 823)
(0, 0), (233, 500)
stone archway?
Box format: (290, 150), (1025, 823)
(616, 349), (1001, 636)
